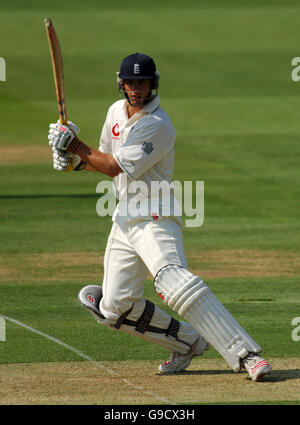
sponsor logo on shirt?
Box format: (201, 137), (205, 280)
(112, 123), (120, 140)
(141, 141), (153, 155)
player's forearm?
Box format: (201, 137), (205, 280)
(70, 137), (121, 177)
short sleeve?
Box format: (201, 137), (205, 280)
(99, 109), (112, 154)
(113, 118), (172, 180)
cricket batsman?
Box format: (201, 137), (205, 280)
(48, 52), (272, 380)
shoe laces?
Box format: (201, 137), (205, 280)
(242, 353), (259, 368)
(162, 352), (186, 367)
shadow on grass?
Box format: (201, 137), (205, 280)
(156, 369), (300, 382)
(156, 369), (234, 377)
(258, 369), (300, 383)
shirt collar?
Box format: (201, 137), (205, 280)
(121, 95), (160, 117)
(120, 96), (160, 130)
(142, 95), (160, 114)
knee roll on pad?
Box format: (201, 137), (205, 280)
(154, 265), (261, 372)
(78, 284), (106, 323)
(154, 265), (208, 316)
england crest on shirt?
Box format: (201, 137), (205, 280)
(141, 141), (153, 155)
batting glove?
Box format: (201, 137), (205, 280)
(52, 147), (86, 172)
(48, 120), (80, 151)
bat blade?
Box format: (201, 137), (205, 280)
(44, 18), (73, 172)
(44, 18), (67, 125)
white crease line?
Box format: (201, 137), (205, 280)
(0, 314), (175, 405)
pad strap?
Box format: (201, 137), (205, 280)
(122, 318), (180, 336)
(166, 317), (180, 338)
(135, 300), (155, 333)
(114, 306), (134, 330)
(114, 300), (180, 339)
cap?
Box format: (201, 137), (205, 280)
(119, 52), (157, 80)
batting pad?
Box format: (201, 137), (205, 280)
(155, 265), (261, 372)
(118, 298), (201, 355)
(78, 285), (201, 355)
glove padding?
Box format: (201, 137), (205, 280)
(48, 120), (80, 151)
(52, 147), (85, 172)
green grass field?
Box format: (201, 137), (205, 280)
(0, 0), (300, 405)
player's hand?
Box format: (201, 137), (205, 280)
(52, 147), (85, 172)
(48, 120), (80, 151)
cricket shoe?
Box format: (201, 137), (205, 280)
(241, 354), (272, 381)
(159, 335), (209, 374)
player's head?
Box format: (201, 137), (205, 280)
(117, 53), (160, 105)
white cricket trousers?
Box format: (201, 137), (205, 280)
(100, 218), (187, 321)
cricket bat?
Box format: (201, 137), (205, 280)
(44, 18), (72, 171)
(44, 18), (67, 124)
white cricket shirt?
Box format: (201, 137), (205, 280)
(99, 96), (180, 225)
